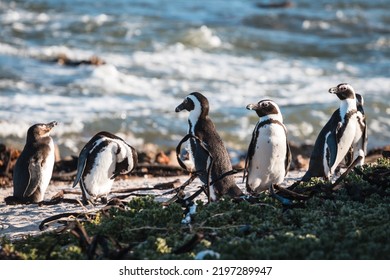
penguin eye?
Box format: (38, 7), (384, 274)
(339, 85), (347, 91)
(261, 102), (269, 107)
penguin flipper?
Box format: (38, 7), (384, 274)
(362, 117), (368, 155)
(243, 151), (250, 185)
(72, 146), (89, 188)
(244, 125), (259, 184)
(285, 140), (292, 176)
(23, 159), (42, 198)
(325, 130), (338, 169)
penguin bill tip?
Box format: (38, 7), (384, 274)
(246, 104), (256, 110)
(46, 121), (58, 129)
(328, 87), (338, 94)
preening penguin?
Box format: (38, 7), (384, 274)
(72, 131), (137, 204)
(301, 83), (358, 182)
(11, 121), (57, 203)
(175, 92), (243, 201)
(244, 99), (291, 194)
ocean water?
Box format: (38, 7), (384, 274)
(0, 0), (389, 157)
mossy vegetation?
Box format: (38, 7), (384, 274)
(1, 158), (389, 260)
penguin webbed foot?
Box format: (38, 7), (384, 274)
(4, 196), (31, 205)
(100, 196), (108, 205)
(269, 185), (293, 206)
(4, 195), (42, 205)
(82, 197), (97, 206)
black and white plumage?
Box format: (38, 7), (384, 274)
(72, 131), (137, 204)
(175, 92), (243, 201)
(12, 121), (57, 203)
(301, 83), (358, 181)
(345, 93), (367, 166)
(244, 99), (291, 194)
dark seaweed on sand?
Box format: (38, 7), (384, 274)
(1, 156), (389, 260)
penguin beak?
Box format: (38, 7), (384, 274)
(175, 102), (185, 113)
(246, 103), (258, 110)
(328, 87), (338, 94)
(46, 121), (58, 129)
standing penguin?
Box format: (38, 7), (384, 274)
(11, 121), (57, 203)
(72, 131), (137, 204)
(175, 92), (243, 201)
(345, 93), (367, 167)
(244, 99), (291, 194)
(301, 83), (358, 182)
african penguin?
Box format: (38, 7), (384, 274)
(175, 92), (243, 201)
(301, 83), (358, 181)
(244, 99), (291, 194)
(11, 121), (57, 203)
(72, 131), (137, 204)
(345, 93), (367, 166)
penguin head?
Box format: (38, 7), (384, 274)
(329, 83), (356, 100)
(175, 92), (209, 118)
(246, 99), (281, 118)
(27, 121), (57, 142)
(115, 143), (138, 174)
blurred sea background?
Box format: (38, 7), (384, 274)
(0, 0), (389, 158)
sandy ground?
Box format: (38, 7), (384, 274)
(0, 171), (304, 241)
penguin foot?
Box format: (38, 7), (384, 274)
(269, 185), (292, 206)
(4, 196), (33, 205)
(100, 196), (108, 204)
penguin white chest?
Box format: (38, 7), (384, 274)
(38, 139), (55, 201)
(83, 144), (117, 198)
(247, 124), (287, 193)
(333, 113), (357, 171)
